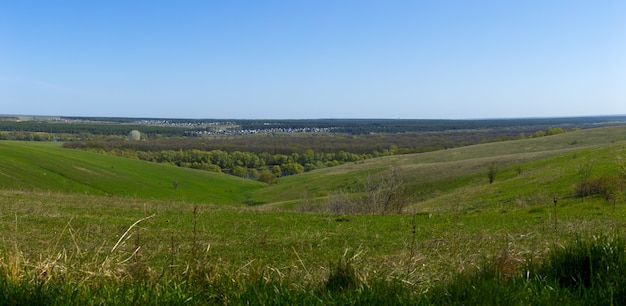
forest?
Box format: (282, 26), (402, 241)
(0, 121), (188, 137)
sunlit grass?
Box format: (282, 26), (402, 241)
(253, 126), (626, 206)
(1, 126), (626, 303)
(0, 141), (264, 204)
(1, 186), (626, 303)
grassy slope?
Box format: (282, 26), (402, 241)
(0, 141), (264, 205)
(1, 127), (626, 303)
(2, 125), (625, 208)
(252, 126), (626, 208)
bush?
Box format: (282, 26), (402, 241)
(575, 174), (623, 201)
(231, 166), (248, 178)
(327, 192), (358, 215)
(203, 164), (222, 173)
(326, 168), (407, 215)
(257, 172), (277, 185)
(487, 162), (499, 184)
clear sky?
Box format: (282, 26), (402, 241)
(1, 1), (625, 119)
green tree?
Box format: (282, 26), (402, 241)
(302, 149), (315, 164)
(546, 127), (566, 135)
(273, 154), (289, 165)
(282, 163), (304, 175)
(272, 165), (282, 177)
(533, 130), (546, 138)
(211, 150), (232, 169)
(258, 171), (277, 185)
(248, 168), (259, 179)
(205, 164), (222, 173)
(231, 166), (248, 178)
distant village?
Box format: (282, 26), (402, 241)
(134, 119), (336, 135)
(184, 126), (334, 136)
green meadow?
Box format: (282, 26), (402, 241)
(2, 126), (626, 304)
(252, 125), (626, 208)
(0, 141), (264, 204)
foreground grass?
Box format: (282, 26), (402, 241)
(425, 234), (626, 305)
(2, 189), (626, 304)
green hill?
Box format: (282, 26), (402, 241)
(251, 126), (626, 209)
(0, 141), (264, 204)
(2, 126), (626, 304)
(2, 126), (626, 209)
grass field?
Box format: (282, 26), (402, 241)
(0, 141), (264, 204)
(1, 126), (626, 304)
(252, 125), (626, 208)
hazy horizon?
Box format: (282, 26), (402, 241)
(3, 113), (626, 122)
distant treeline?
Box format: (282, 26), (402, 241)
(0, 121), (187, 137)
(65, 145), (375, 181)
(233, 116), (626, 134)
(0, 132), (77, 141)
(64, 128), (535, 156)
(4, 116), (625, 136)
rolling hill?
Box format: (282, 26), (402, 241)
(0, 141), (264, 204)
(251, 125), (626, 209)
(1, 125), (626, 304)
(1, 125), (626, 210)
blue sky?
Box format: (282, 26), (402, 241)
(1, 1), (625, 119)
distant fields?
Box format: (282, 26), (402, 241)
(1, 125), (626, 303)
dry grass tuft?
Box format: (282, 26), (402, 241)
(494, 248), (522, 280)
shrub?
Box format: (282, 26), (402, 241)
(205, 164), (222, 173)
(575, 161), (594, 200)
(325, 168), (407, 214)
(487, 162), (499, 184)
(257, 172), (277, 185)
(327, 192), (357, 215)
(575, 174), (623, 201)
(231, 165), (248, 178)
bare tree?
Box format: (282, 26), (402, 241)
(575, 161), (594, 200)
(326, 167), (407, 214)
(327, 191), (356, 215)
(487, 162), (499, 184)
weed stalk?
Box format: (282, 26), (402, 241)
(553, 197), (558, 233)
(192, 206), (198, 261)
(170, 235), (175, 276)
(407, 222), (417, 275)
